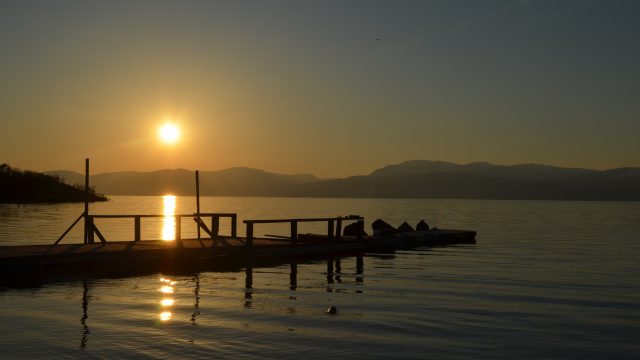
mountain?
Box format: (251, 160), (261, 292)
(1, 164), (107, 203)
(369, 160), (593, 179)
(292, 161), (640, 200)
(46, 161), (640, 200)
(47, 167), (318, 196)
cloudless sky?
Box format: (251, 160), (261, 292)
(1, 0), (639, 177)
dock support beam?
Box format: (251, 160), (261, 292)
(86, 216), (95, 243)
(195, 170), (201, 240)
(231, 215), (237, 238)
(211, 216), (220, 237)
(246, 222), (253, 251)
(84, 158), (91, 244)
(328, 220), (334, 248)
(134, 216), (141, 241)
(290, 221), (298, 247)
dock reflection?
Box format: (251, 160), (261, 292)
(243, 254), (365, 298)
(325, 254), (364, 291)
(244, 267), (253, 308)
(191, 274), (200, 325)
(289, 262), (297, 291)
(80, 281), (90, 350)
(77, 254), (367, 348)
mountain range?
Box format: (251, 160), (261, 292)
(46, 160), (640, 201)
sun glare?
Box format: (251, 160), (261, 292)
(159, 123), (180, 144)
(161, 195), (177, 241)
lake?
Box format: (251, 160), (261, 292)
(1, 197), (639, 359)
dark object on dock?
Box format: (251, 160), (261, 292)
(416, 220), (430, 231)
(327, 306), (337, 315)
(396, 222), (415, 233)
(343, 222), (368, 236)
(372, 219), (396, 236)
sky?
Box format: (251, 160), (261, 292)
(1, 0), (639, 177)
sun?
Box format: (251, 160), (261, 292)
(158, 123), (180, 144)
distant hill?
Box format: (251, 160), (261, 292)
(1, 164), (107, 203)
(292, 161), (640, 200)
(47, 167), (318, 196)
(46, 160), (640, 201)
(369, 160), (595, 179)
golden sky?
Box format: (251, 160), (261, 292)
(1, 1), (639, 177)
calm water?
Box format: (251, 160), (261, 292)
(1, 197), (639, 359)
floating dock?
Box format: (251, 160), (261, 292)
(0, 214), (475, 282)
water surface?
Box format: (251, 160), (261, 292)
(1, 197), (639, 359)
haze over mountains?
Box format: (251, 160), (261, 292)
(46, 160), (640, 201)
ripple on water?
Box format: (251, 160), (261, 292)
(1, 198), (639, 359)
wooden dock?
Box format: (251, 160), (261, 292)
(0, 225), (475, 282)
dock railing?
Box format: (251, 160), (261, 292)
(243, 215), (364, 250)
(53, 160), (357, 247)
(55, 212), (237, 245)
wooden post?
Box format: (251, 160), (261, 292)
(328, 220), (334, 247)
(195, 170), (200, 240)
(246, 222), (253, 251)
(84, 158), (89, 244)
(231, 215), (237, 238)
(134, 216), (141, 241)
(86, 216), (95, 244)
(336, 218), (342, 241)
(211, 216), (220, 237)
(357, 219), (365, 243)
(290, 221), (298, 247)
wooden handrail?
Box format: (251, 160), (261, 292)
(243, 216), (365, 252)
(91, 213), (237, 219)
(66, 213), (239, 244)
(243, 215), (363, 224)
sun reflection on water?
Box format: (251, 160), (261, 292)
(160, 277), (176, 286)
(159, 277), (176, 322)
(160, 311), (172, 321)
(160, 299), (175, 307)
(161, 195), (176, 241)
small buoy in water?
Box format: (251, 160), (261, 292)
(326, 305), (337, 314)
